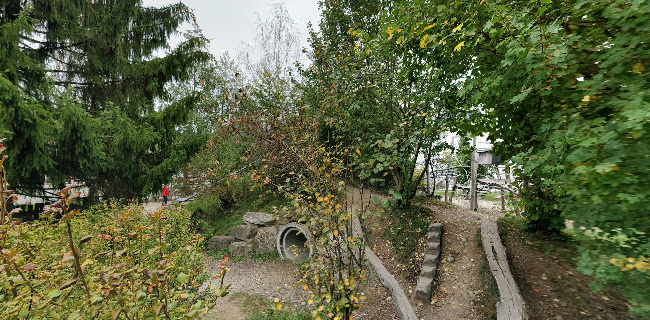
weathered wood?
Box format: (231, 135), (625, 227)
(445, 175), (449, 203)
(426, 161), (431, 195)
(481, 218), (527, 320)
(470, 138), (478, 211)
(351, 215), (418, 320)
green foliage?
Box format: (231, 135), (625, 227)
(231, 293), (310, 320)
(302, 0), (452, 207)
(384, 204), (430, 268)
(0, 1), (211, 199)
(0, 148), (229, 319)
(0, 200), (228, 318)
(305, 0), (650, 316)
(565, 225), (650, 318)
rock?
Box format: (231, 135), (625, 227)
(230, 224), (258, 240)
(253, 226), (278, 254)
(420, 264), (436, 278)
(207, 235), (235, 251)
(447, 256), (455, 263)
(243, 212), (276, 226)
(429, 223), (442, 233)
(229, 241), (252, 257)
(426, 242), (440, 255)
(414, 276), (434, 302)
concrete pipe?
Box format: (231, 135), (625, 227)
(277, 223), (313, 263)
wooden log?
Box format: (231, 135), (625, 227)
(481, 218), (527, 320)
(445, 175), (449, 203)
(470, 138), (478, 211)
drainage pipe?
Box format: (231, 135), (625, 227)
(276, 223), (313, 263)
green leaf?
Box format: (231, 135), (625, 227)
(176, 272), (189, 284)
(48, 289), (62, 299)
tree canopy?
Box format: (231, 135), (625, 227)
(0, 0), (210, 199)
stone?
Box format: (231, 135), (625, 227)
(427, 231), (440, 241)
(447, 256), (455, 263)
(426, 242), (440, 255)
(429, 223), (442, 233)
(421, 264), (437, 278)
(414, 276), (434, 302)
(229, 241), (252, 257)
(207, 235), (235, 251)
(230, 224), (258, 240)
(423, 255), (439, 267)
(253, 226), (278, 254)
(243, 212), (276, 226)
(424, 254), (438, 263)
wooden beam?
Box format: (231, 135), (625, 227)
(470, 138), (478, 211)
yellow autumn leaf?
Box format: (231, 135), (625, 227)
(318, 305), (325, 311)
(387, 26), (395, 40)
(582, 95), (591, 102)
(420, 34), (430, 48)
(632, 62), (645, 74)
(276, 303), (282, 310)
(334, 229), (339, 237)
(452, 23), (463, 32)
(81, 258), (93, 268)
(355, 149), (361, 155)
(454, 41), (465, 52)
(423, 23), (436, 32)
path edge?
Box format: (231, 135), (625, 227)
(352, 216), (418, 320)
(480, 217), (528, 320)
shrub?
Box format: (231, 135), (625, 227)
(0, 166), (229, 320)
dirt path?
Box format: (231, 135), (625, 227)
(202, 257), (306, 320)
(196, 189), (501, 320)
(142, 201), (162, 215)
(419, 202), (487, 319)
(200, 253), (395, 320)
(358, 187), (501, 319)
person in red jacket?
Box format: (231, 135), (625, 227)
(161, 185), (170, 205)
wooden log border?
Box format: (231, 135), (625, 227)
(481, 218), (528, 320)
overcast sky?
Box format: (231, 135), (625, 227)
(143, 0), (321, 61)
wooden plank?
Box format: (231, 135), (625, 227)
(481, 218), (528, 320)
(351, 216), (418, 320)
(470, 138), (478, 211)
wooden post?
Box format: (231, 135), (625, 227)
(470, 138), (478, 211)
(449, 176), (455, 203)
(495, 165), (505, 211)
(425, 160), (431, 196)
(444, 175), (449, 203)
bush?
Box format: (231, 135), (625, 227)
(0, 192), (228, 319)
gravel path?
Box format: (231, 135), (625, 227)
(204, 257), (306, 306)
(452, 197), (505, 219)
(201, 254), (395, 320)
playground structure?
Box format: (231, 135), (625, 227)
(423, 138), (516, 211)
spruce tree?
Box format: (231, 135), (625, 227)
(0, 0), (210, 199)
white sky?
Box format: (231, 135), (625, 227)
(143, 0), (321, 60)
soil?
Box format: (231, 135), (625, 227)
(363, 193), (494, 320)
(200, 255), (395, 320)
(499, 221), (639, 320)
